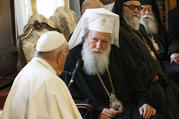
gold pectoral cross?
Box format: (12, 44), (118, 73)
(109, 93), (123, 113)
(151, 34), (160, 52)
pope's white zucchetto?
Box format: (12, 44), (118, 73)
(36, 31), (66, 52)
(68, 8), (120, 49)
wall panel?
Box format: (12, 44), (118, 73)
(0, 0), (17, 76)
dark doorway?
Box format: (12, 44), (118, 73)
(0, 0), (17, 76)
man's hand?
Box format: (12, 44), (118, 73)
(170, 53), (179, 64)
(152, 75), (159, 83)
(139, 104), (156, 119)
(99, 108), (118, 119)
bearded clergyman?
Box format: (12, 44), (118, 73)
(112, 0), (179, 119)
(140, 0), (179, 86)
(62, 8), (158, 119)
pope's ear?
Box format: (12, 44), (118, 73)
(56, 51), (62, 63)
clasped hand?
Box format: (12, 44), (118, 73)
(99, 104), (156, 119)
(139, 104), (156, 119)
(170, 53), (179, 64)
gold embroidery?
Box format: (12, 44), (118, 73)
(96, 66), (123, 113)
(133, 31), (157, 60)
(122, 21), (157, 60)
(150, 34), (160, 52)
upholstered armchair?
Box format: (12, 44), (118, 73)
(16, 14), (60, 69)
(50, 7), (78, 41)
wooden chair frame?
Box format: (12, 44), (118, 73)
(16, 21), (61, 68)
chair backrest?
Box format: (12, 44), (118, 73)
(50, 7), (78, 41)
(16, 21), (61, 69)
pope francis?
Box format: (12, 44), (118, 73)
(1, 31), (82, 119)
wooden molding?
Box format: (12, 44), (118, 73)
(169, 0), (177, 11)
(64, 0), (69, 8)
(31, 0), (37, 14)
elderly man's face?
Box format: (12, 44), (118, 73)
(122, 1), (141, 30)
(87, 31), (110, 54)
(82, 31), (111, 75)
(122, 1), (141, 20)
(140, 5), (158, 34)
(141, 5), (153, 16)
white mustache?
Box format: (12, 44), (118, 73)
(142, 15), (152, 19)
(91, 48), (104, 53)
(132, 13), (140, 18)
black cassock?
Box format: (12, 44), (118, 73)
(168, 5), (179, 41)
(118, 19), (179, 119)
(168, 6), (179, 84)
(62, 44), (154, 119)
(140, 21), (179, 85)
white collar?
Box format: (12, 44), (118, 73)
(33, 57), (57, 75)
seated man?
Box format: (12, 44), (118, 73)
(1, 31), (82, 119)
(168, 4), (179, 41)
(112, 0), (179, 118)
(140, 0), (179, 85)
(63, 8), (157, 119)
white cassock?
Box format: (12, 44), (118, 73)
(1, 57), (82, 119)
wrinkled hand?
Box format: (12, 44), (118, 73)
(170, 53), (179, 64)
(99, 108), (118, 119)
(139, 104), (156, 119)
(152, 75), (159, 83)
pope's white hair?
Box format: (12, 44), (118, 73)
(36, 42), (68, 59)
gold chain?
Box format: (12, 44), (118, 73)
(106, 66), (115, 93)
(96, 66), (115, 98)
(132, 31), (157, 60)
(122, 21), (157, 60)
(149, 33), (160, 52)
(96, 66), (124, 113)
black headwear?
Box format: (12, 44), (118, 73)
(112, 0), (120, 15)
(112, 0), (140, 16)
(141, 0), (162, 27)
(140, 0), (152, 5)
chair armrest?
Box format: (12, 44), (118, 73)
(76, 103), (94, 112)
(76, 103), (94, 119)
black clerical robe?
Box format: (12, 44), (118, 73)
(168, 6), (179, 83)
(140, 24), (179, 85)
(118, 19), (179, 119)
(168, 6), (179, 40)
(62, 44), (152, 119)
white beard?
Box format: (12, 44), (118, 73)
(81, 40), (111, 75)
(123, 13), (140, 30)
(140, 14), (158, 34)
